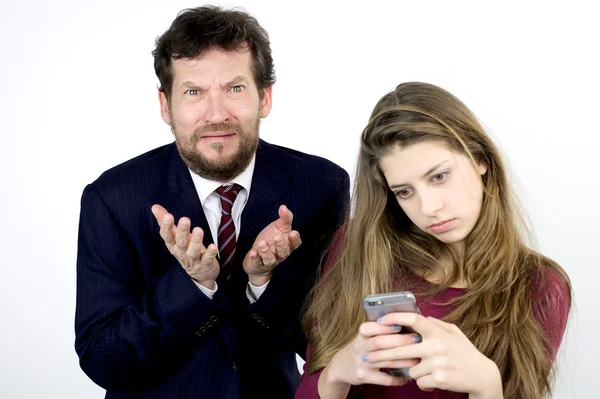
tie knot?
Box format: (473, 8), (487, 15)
(216, 183), (242, 214)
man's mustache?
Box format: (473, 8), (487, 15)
(191, 123), (243, 141)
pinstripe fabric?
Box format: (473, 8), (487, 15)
(75, 140), (350, 399)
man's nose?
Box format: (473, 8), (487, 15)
(204, 92), (229, 125)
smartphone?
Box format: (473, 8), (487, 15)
(362, 291), (420, 377)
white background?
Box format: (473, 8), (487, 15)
(1, 0), (597, 397)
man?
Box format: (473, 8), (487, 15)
(74, 5), (349, 399)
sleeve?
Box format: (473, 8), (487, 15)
(532, 267), (572, 364)
(75, 184), (221, 390)
(295, 344), (324, 399)
(194, 280), (218, 299)
(247, 280), (269, 302)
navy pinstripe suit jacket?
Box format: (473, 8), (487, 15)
(75, 140), (349, 399)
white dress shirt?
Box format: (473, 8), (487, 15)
(188, 155), (269, 303)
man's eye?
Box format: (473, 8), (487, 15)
(186, 89), (199, 96)
(231, 85), (244, 93)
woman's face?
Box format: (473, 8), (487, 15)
(380, 141), (487, 250)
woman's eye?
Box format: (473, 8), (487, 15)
(431, 172), (448, 183)
(397, 188), (412, 198)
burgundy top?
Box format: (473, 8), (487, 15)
(295, 236), (571, 399)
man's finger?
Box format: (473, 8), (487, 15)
(151, 204), (168, 224)
(258, 242), (277, 267)
(186, 227), (205, 259)
(289, 230), (302, 250)
(273, 234), (291, 259)
(244, 248), (263, 270)
(176, 217), (191, 248)
(200, 244), (219, 266)
(158, 213), (176, 248)
(274, 205), (293, 232)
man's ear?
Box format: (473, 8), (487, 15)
(159, 90), (172, 126)
(259, 87), (273, 118)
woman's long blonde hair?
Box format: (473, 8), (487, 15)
(304, 82), (571, 399)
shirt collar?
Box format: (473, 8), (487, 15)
(189, 154), (256, 204)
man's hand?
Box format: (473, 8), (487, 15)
(152, 204), (220, 288)
(242, 205), (302, 285)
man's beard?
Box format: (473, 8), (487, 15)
(174, 118), (260, 182)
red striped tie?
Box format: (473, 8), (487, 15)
(215, 183), (242, 275)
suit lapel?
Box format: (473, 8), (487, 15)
(236, 139), (293, 257)
(149, 143), (214, 249)
(221, 140), (293, 312)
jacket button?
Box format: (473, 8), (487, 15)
(198, 326), (207, 333)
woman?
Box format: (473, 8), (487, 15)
(295, 82), (571, 399)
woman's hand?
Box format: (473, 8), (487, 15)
(318, 321), (419, 398)
(370, 313), (503, 398)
